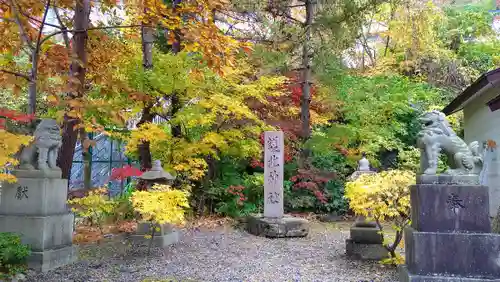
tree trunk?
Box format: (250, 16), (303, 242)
(298, 0), (314, 168)
(171, 0), (183, 138)
(27, 81), (36, 115)
(136, 18), (156, 175)
(58, 0), (90, 180)
(141, 23), (154, 70)
(137, 105), (154, 172)
(300, 0), (313, 140)
(171, 94), (182, 137)
(383, 1), (396, 56)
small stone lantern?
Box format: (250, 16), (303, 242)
(138, 160), (175, 189)
(345, 153), (388, 260)
(129, 160), (179, 248)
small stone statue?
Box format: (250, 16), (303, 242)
(348, 153), (374, 181)
(358, 152), (370, 171)
(416, 110), (483, 175)
(18, 119), (62, 172)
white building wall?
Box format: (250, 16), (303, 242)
(463, 85), (500, 216)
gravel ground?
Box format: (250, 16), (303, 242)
(25, 222), (398, 282)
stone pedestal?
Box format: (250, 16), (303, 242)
(246, 214), (309, 238)
(399, 177), (500, 281)
(345, 225), (389, 260)
(128, 222), (179, 248)
(0, 170), (77, 272)
(345, 167), (387, 260)
(245, 131), (309, 239)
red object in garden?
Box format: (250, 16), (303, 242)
(0, 108), (36, 129)
(285, 71), (317, 107)
(110, 165), (143, 181)
(227, 185), (247, 206)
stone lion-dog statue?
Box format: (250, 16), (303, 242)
(18, 119), (62, 172)
(416, 110), (482, 175)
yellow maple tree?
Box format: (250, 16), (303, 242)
(0, 129), (32, 182)
(131, 184), (190, 225)
(345, 170), (415, 264)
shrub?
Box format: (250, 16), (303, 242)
(67, 187), (117, 234)
(131, 184), (190, 253)
(345, 170), (415, 265)
(0, 232), (31, 279)
(131, 184), (190, 225)
(215, 185), (257, 218)
(284, 150), (349, 214)
(109, 182), (138, 222)
(214, 173), (264, 218)
(397, 146), (448, 173)
(286, 170), (329, 211)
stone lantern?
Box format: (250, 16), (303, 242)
(345, 153), (388, 260)
(138, 160), (175, 189)
(129, 160), (179, 248)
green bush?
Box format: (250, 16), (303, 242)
(283, 151), (349, 214)
(0, 233), (31, 279)
(209, 151), (349, 216)
(213, 172), (264, 218)
(458, 41), (500, 74)
(110, 182), (138, 222)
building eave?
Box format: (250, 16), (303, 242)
(442, 68), (500, 115)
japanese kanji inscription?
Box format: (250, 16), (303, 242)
(264, 131), (284, 218)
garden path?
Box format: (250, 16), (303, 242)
(25, 222), (397, 282)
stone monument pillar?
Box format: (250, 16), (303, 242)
(0, 119), (77, 272)
(246, 131), (310, 238)
(345, 153), (389, 260)
(128, 160), (179, 247)
(400, 110), (500, 281)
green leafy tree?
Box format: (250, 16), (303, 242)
(309, 72), (445, 168)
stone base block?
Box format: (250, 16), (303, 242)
(399, 265), (500, 282)
(127, 230), (179, 248)
(410, 184), (491, 233)
(135, 222), (175, 236)
(0, 213), (74, 251)
(10, 169), (62, 179)
(246, 214), (309, 238)
(28, 245), (78, 272)
(0, 176), (69, 215)
(345, 239), (389, 260)
(350, 226), (383, 244)
(416, 174), (480, 185)
(405, 227), (500, 278)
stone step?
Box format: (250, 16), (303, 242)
(245, 214), (309, 238)
(0, 175), (69, 216)
(135, 222), (176, 236)
(128, 231), (179, 248)
(349, 226), (383, 244)
(345, 239), (389, 260)
(28, 245), (78, 272)
(410, 184), (491, 233)
(404, 227), (500, 279)
(0, 213), (74, 252)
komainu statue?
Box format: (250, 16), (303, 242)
(18, 119), (62, 172)
(417, 110), (482, 175)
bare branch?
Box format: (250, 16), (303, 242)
(18, 8), (63, 29)
(8, 0), (35, 50)
(39, 24), (145, 46)
(33, 0), (51, 70)
(287, 4), (305, 8)
(53, 6), (70, 48)
(0, 69), (31, 80)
